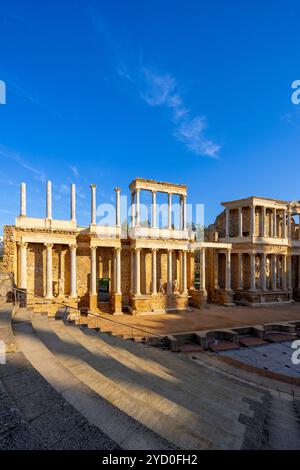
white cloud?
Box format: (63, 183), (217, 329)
(70, 165), (79, 178)
(0, 145), (46, 182)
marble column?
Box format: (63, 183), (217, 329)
(288, 210), (292, 239)
(90, 246), (97, 295)
(282, 255), (287, 290)
(70, 244), (77, 298)
(90, 184), (96, 225)
(152, 191), (157, 228)
(225, 209), (230, 238)
(115, 187), (121, 227)
(168, 193), (172, 229)
(135, 248), (141, 295)
(261, 253), (267, 291)
(214, 251), (219, 289)
(261, 206), (266, 237)
(151, 248), (157, 295)
(115, 247), (121, 294)
(251, 206), (256, 236)
(200, 248), (206, 293)
(287, 255), (292, 291)
(238, 207), (243, 237)
(182, 250), (187, 294)
(167, 249), (173, 294)
(20, 182), (26, 217)
(46, 181), (52, 220)
(225, 250), (231, 291)
(237, 253), (243, 290)
(249, 253), (256, 291)
(71, 184), (76, 221)
(182, 195), (187, 230)
(130, 249), (135, 291)
(131, 192), (135, 228)
(45, 243), (53, 299)
(273, 209), (277, 238)
(282, 209), (287, 239)
(136, 188), (140, 227)
(271, 254), (277, 291)
(19, 242), (28, 289)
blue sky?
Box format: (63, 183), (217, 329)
(1, 0), (300, 233)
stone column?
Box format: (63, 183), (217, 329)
(136, 188), (140, 227)
(71, 184), (76, 221)
(251, 206), (256, 236)
(182, 250), (187, 294)
(167, 249), (173, 294)
(131, 192), (135, 228)
(130, 249), (135, 291)
(282, 209), (287, 239)
(225, 209), (230, 238)
(70, 244), (77, 298)
(152, 191), (157, 228)
(214, 251), (219, 289)
(282, 255), (287, 290)
(288, 209), (292, 239)
(90, 246), (97, 295)
(45, 243), (53, 299)
(237, 253), (243, 290)
(46, 181), (52, 219)
(151, 248), (157, 294)
(135, 248), (141, 295)
(249, 253), (256, 291)
(90, 184), (96, 225)
(261, 206), (266, 237)
(273, 209), (277, 238)
(261, 253), (267, 291)
(19, 242), (28, 289)
(287, 255), (292, 291)
(271, 254), (277, 291)
(115, 247), (121, 294)
(20, 182), (26, 217)
(182, 195), (187, 230)
(115, 187), (121, 227)
(168, 193), (172, 229)
(238, 207), (243, 237)
(225, 250), (231, 291)
(200, 248), (206, 293)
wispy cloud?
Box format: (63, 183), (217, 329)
(0, 145), (46, 182)
(70, 165), (79, 178)
(118, 66), (220, 158)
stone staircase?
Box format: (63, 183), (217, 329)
(2, 306), (300, 449)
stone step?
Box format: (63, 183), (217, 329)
(65, 320), (254, 422)
(32, 315), (218, 449)
(14, 309), (175, 450)
(47, 318), (242, 449)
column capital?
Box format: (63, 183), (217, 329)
(44, 243), (53, 249)
(90, 245), (97, 252)
(114, 187), (121, 192)
(115, 246), (122, 252)
(17, 241), (28, 248)
(69, 243), (77, 250)
(90, 183), (96, 189)
(152, 247), (159, 253)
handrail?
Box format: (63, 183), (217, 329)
(0, 281), (165, 341)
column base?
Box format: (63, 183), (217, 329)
(111, 293), (122, 314)
(89, 293), (98, 312)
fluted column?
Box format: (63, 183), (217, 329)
(151, 248), (157, 294)
(136, 188), (140, 227)
(249, 253), (256, 291)
(200, 248), (206, 293)
(167, 249), (173, 294)
(115, 247), (121, 294)
(131, 192), (135, 228)
(282, 255), (287, 290)
(225, 209), (230, 237)
(238, 207), (243, 237)
(261, 207), (266, 237)
(271, 254), (277, 291)
(46, 181), (52, 219)
(71, 184), (76, 221)
(152, 191), (157, 228)
(214, 251), (219, 289)
(225, 249), (231, 291)
(90, 246), (97, 295)
(130, 249), (135, 291)
(135, 248), (141, 295)
(288, 209), (292, 239)
(70, 244), (77, 298)
(261, 253), (267, 291)
(288, 255), (292, 291)
(168, 193), (172, 229)
(45, 243), (53, 299)
(90, 184), (96, 225)
(20, 182), (26, 217)
(237, 253), (243, 290)
(182, 195), (187, 230)
(273, 209), (277, 238)
(19, 242), (28, 289)
(115, 187), (121, 227)
(182, 250), (187, 294)
(251, 206), (256, 236)
(282, 209), (287, 239)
